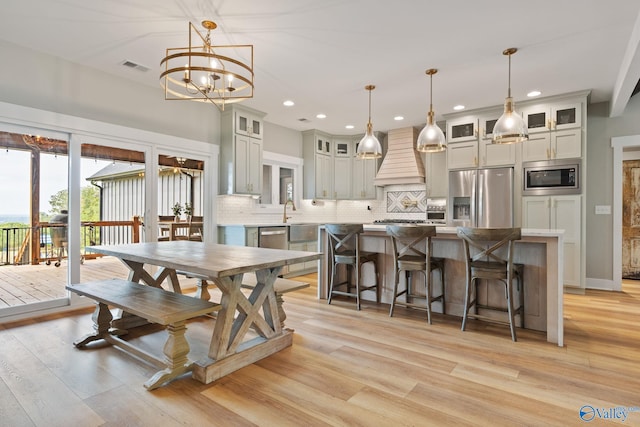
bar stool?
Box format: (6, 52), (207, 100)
(326, 224), (379, 310)
(457, 227), (525, 341)
(386, 225), (445, 324)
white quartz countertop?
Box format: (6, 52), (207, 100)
(219, 223), (564, 238)
(361, 224), (565, 237)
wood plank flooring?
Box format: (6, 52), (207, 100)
(0, 275), (639, 426)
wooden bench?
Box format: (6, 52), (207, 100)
(177, 271), (309, 326)
(66, 279), (221, 390)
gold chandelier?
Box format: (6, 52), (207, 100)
(160, 20), (254, 111)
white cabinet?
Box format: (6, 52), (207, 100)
(334, 156), (352, 199)
(333, 137), (352, 157)
(521, 100), (582, 161)
(235, 109), (263, 140)
(423, 150), (447, 197)
(315, 154), (333, 199)
(233, 135), (262, 195)
(522, 195), (582, 287)
(220, 105), (265, 195)
(447, 116), (478, 143)
(352, 155), (379, 199)
(447, 140), (478, 169)
(522, 101), (582, 134)
(479, 139), (517, 167)
(303, 130), (334, 200)
(447, 110), (516, 169)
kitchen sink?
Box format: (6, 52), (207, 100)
(288, 223), (319, 243)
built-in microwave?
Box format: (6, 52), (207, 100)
(523, 159), (580, 195)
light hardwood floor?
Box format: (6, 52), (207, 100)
(1, 275), (639, 426)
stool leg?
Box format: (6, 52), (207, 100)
(355, 262), (361, 311)
(328, 261), (336, 305)
(506, 278), (517, 342)
(425, 269), (432, 325)
(440, 264), (446, 315)
(461, 277), (474, 332)
(374, 260), (380, 304)
(518, 274), (525, 329)
(389, 263), (400, 317)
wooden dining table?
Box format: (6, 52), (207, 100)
(86, 240), (321, 384)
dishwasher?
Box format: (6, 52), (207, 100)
(258, 226), (289, 275)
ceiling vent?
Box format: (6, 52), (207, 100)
(298, 118), (311, 123)
(121, 60), (150, 72)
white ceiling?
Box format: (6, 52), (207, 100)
(1, 0), (640, 136)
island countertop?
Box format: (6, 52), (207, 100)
(318, 225), (564, 346)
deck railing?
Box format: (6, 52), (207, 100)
(1, 217), (142, 266)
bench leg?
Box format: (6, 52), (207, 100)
(144, 321), (192, 390)
(73, 302), (112, 347)
(276, 293), (286, 327)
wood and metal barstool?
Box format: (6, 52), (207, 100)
(326, 224), (379, 310)
(386, 225), (445, 324)
(457, 227), (525, 341)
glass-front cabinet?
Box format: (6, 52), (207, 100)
(447, 116), (478, 143)
(522, 101), (582, 134)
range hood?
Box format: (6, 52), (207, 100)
(374, 127), (425, 186)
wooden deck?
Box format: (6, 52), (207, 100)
(0, 256), (199, 308)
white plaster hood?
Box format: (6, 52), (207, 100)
(374, 127), (425, 186)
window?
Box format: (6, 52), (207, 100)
(258, 152), (302, 211)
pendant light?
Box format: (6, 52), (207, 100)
(356, 85), (382, 159)
(417, 69), (446, 153)
(492, 48), (528, 144)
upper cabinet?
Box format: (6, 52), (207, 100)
(303, 131), (380, 200)
(446, 109), (515, 169)
(303, 130), (334, 200)
(219, 105), (266, 196)
(521, 99), (584, 161)
(522, 101), (582, 134)
(447, 116), (478, 143)
(234, 108), (264, 140)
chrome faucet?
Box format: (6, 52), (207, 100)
(283, 199), (296, 223)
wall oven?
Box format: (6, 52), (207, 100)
(523, 159), (580, 196)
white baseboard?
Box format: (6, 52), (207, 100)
(585, 277), (619, 291)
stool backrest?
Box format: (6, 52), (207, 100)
(386, 225), (437, 260)
(325, 224), (363, 256)
(456, 227), (521, 266)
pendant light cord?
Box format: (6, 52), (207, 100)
(507, 52), (512, 98)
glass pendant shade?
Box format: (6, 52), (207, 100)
(356, 85), (382, 159)
(417, 112), (446, 152)
(492, 48), (528, 145)
(492, 97), (528, 144)
(417, 69), (446, 153)
(357, 122), (383, 159)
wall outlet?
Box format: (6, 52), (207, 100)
(595, 205), (611, 215)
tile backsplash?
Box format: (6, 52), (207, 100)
(216, 183), (429, 224)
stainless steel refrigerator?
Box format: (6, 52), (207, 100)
(447, 167), (514, 227)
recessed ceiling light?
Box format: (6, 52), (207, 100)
(316, 113), (327, 119)
(453, 105), (465, 111)
(394, 116), (404, 121)
(283, 100), (295, 107)
(345, 125), (354, 129)
(527, 90), (541, 97)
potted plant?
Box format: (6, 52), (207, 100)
(184, 202), (193, 222)
(172, 202), (183, 222)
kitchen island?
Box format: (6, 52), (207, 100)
(318, 225), (564, 346)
